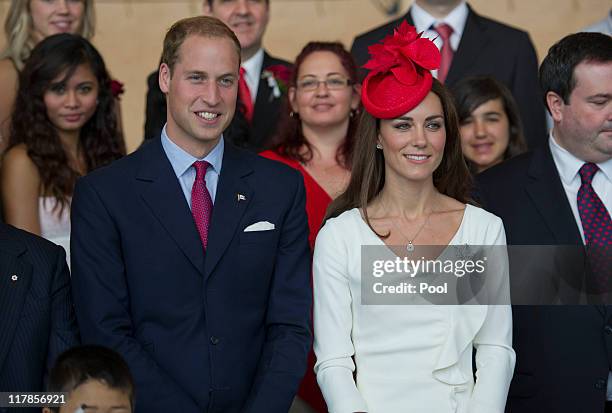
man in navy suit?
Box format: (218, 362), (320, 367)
(350, 0), (546, 149)
(0, 223), (79, 413)
(477, 32), (612, 412)
(71, 16), (311, 413)
(144, 0), (291, 152)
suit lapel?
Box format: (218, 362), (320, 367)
(446, 6), (489, 85)
(251, 52), (277, 149)
(524, 145), (584, 245)
(204, 144), (253, 280)
(0, 229), (33, 371)
(136, 140), (205, 274)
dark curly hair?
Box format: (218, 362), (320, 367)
(268, 41), (360, 168)
(8, 33), (125, 212)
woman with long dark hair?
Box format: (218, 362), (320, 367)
(451, 76), (527, 173)
(313, 23), (514, 412)
(0, 0), (123, 154)
(1, 33), (125, 262)
(260, 41), (361, 411)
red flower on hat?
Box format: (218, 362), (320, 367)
(361, 20), (442, 119)
(364, 21), (440, 86)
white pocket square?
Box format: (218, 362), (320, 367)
(243, 221), (275, 232)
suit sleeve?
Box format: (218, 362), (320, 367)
(144, 71), (166, 141)
(510, 31), (547, 149)
(469, 219), (516, 413)
(45, 246), (80, 376)
(241, 171), (312, 413)
(70, 178), (200, 411)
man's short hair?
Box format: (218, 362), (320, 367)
(540, 32), (612, 110)
(161, 16), (241, 74)
(47, 345), (135, 410)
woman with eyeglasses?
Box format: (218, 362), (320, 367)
(260, 41), (361, 412)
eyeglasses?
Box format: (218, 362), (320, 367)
(296, 76), (353, 91)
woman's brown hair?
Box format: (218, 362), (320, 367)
(326, 79), (472, 229)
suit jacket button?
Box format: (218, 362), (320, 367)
(605, 325), (612, 335)
(595, 378), (607, 389)
(210, 336), (220, 345)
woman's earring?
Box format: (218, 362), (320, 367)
(290, 111), (298, 118)
(376, 143), (383, 150)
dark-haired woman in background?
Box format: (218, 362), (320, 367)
(0, 0), (124, 154)
(1, 33), (125, 263)
(260, 41), (361, 412)
(451, 76), (527, 173)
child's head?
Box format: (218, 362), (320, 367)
(43, 345), (134, 413)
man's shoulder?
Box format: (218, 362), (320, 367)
(0, 223), (63, 263)
(79, 142), (148, 188)
(232, 146), (301, 184)
(262, 51), (292, 68)
(477, 150), (535, 188)
(470, 8), (530, 40)
(352, 15), (405, 47)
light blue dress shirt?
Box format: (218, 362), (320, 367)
(161, 125), (224, 209)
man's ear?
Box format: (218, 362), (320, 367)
(159, 63), (171, 94)
(546, 91), (565, 123)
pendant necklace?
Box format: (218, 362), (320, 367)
(392, 211), (432, 252)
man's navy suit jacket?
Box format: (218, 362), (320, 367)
(477, 144), (612, 413)
(70, 139), (312, 413)
(0, 224), (79, 413)
(350, 4), (546, 149)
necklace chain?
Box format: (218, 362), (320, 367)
(380, 198), (434, 252)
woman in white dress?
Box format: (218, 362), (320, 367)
(1, 34), (124, 263)
(313, 22), (515, 413)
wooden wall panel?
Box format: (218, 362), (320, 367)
(0, 0), (609, 152)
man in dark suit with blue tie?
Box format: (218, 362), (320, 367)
(0, 223), (79, 413)
(71, 16), (311, 413)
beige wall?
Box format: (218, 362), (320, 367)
(0, 0), (609, 152)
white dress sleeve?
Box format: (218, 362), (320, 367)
(469, 216), (516, 413)
(313, 219), (369, 413)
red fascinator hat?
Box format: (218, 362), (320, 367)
(362, 21), (441, 119)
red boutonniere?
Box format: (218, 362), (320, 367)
(363, 21), (440, 86)
(261, 64), (292, 98)
(110, 79), (125, 99)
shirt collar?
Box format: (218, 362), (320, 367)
(242, 48), (264, 85)
(411, 0), (468, 40)
(549, 130), (612, 184)
(161, 125), (224, 178)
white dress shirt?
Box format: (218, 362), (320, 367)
(549, 132), (612, 400)
(241, 48), (264, 104)
(161, 125), (224, 208)
(410, 0), (469, 79)
(549, 132), (612, 243)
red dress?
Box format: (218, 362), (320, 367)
(260, 150), (330, 412)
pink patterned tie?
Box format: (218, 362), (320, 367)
(191, 161), (213, 250)
(435, 23), (454, 84)
(577, 163), (611, 294)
